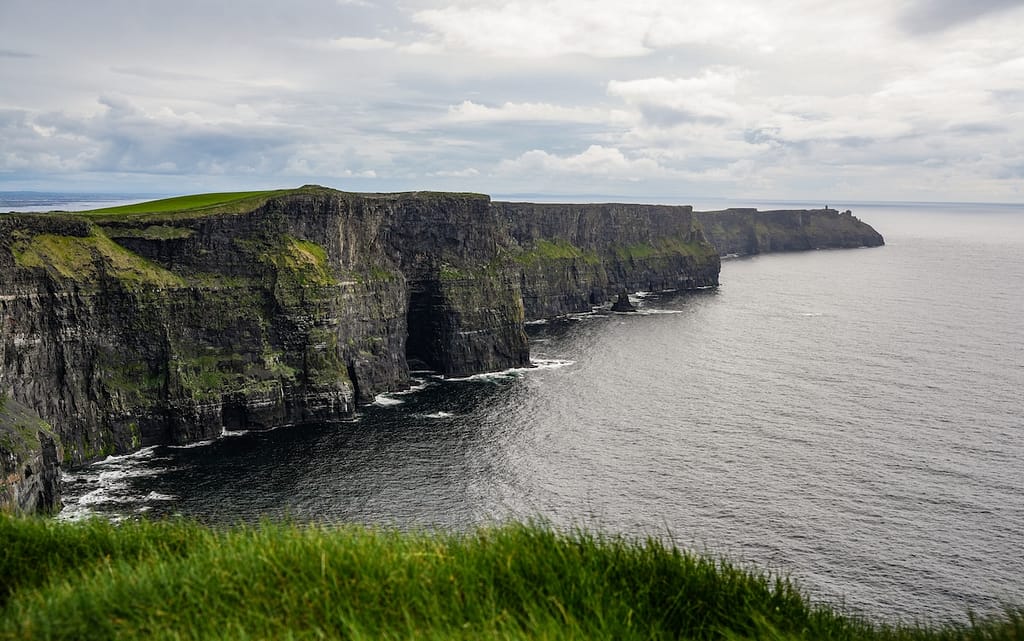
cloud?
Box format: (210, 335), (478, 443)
(407, 0), (797, 59)
(428, 167), (480, 178)
(1, 0), (1023, 200)
(500, 145), (670, 181)
(446, 100), (627, 125)
(410, 1), (655, 58)
(899, 0), (1024, 34)
(0, 49), (37, 59)
(607, 69), (747, 125)
(321, 36), (396, 51)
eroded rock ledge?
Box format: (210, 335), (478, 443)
(0, 186), (883, 513)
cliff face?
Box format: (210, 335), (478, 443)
(496, 202), (720, 319)
(0, 187), (884, 514)
(695, 208), (885, 256)
(0, 395), (62, 513)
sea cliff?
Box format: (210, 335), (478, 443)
(695, 207), (884, 256)
(0, 186), (883, 513)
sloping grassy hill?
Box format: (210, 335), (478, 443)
(76, 189), (290, 223)
(0, 516), (1020, 640)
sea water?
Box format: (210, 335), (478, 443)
(11, 195), (1022, 624)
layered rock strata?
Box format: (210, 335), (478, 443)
(0, 187), (883, 513)
(695, 208), (884, 256)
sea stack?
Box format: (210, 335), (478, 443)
(611, 292), (637, 312)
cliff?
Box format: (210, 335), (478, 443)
(694, 208), (885, 256)
(0, 186), (732, 513)
(495, 202), (720, 319)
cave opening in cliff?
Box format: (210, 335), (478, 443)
(405, 281), (444, 373)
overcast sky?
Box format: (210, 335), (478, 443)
(1, 0), (1022, 202)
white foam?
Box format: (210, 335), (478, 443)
(567, 310), (606, 320)
(524, 318), (549, 325)
(445, 358), (575, 382)
(96, 445), (160, 464)
(798, 312), (824, 317)
(77, 487), (138, 506)
(373, 394), (405, 407)
(145, 491), (177, 501)
(422, 411), (455, 419)
(168, 438), (216, 449)
(531, 358), (575, 370)
(444, 366), (531, 382)
(57, 503), (95, 522)
(391, 378), (431, 396)
(633, 308), (684, 316)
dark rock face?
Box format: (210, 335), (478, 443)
(0, 187), (884, 513)
(610, 293), (637, 313)
(694, 208), (885, 257)
(495, 202), (721, 319)
(0, 395), (63, 514)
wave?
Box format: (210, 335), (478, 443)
(445, 358), (575, 382)
(168, 438), (217, 449)
(373, 394), (405, 407)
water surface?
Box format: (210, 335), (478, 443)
(57, 201), (1024, 624)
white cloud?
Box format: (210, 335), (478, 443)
(446, 100), (629, 125)
(607, 69), (748, 124)
(322, 37), (396, 51)
(410, 1), (656, 58)
(1, 0), (1023, 200)
(429, 167), (480, 178)
(500, 145), (670, 181)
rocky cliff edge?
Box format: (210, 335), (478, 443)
(0, 186), (883, 513)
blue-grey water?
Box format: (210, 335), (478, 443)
(17, 196), (1023, 624)
(0, 191), (164, 213)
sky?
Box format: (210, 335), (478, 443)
(1, 0), (1022, 203)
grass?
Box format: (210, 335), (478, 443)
(515, 239), (601, 266)
(84, 191), (280, 215)
(0, 516), (1021, 641)
(10, 228), (185, 287)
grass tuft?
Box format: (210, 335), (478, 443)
(0, 517), (1021, 640)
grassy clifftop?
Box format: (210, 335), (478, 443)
(0, 516), (1020, 640)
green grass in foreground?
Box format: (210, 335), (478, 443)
(0, 516), (1020, 641)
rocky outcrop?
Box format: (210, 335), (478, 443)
(610, 293), (637, 313)
(496, 202), (720, 319)
(1, 394), (62, 514)
(694, 208), (884, 256)
(0, 186), (885, 513)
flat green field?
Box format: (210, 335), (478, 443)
(0, 516), (1020, 640)
(83, 191), (281, 215)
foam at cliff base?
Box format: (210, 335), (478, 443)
(444, 358), (574, 382)
(58, 446), (169, 521)
(373, 394), (405, 407)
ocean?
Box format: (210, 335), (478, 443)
(6, 194), (1023, 624)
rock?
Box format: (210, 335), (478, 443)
(611, 293), (637, 312)
(694, 208), (885, 257)
(0, 396), (63, 514)
(0, 186), (884, 513)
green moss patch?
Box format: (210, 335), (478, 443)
(0, 398), (56, 463)
(515, 239), (601, 266)
(102, 224), (195, 241)
(10, 229), (185, 288)
(613, 236), (714, 261)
